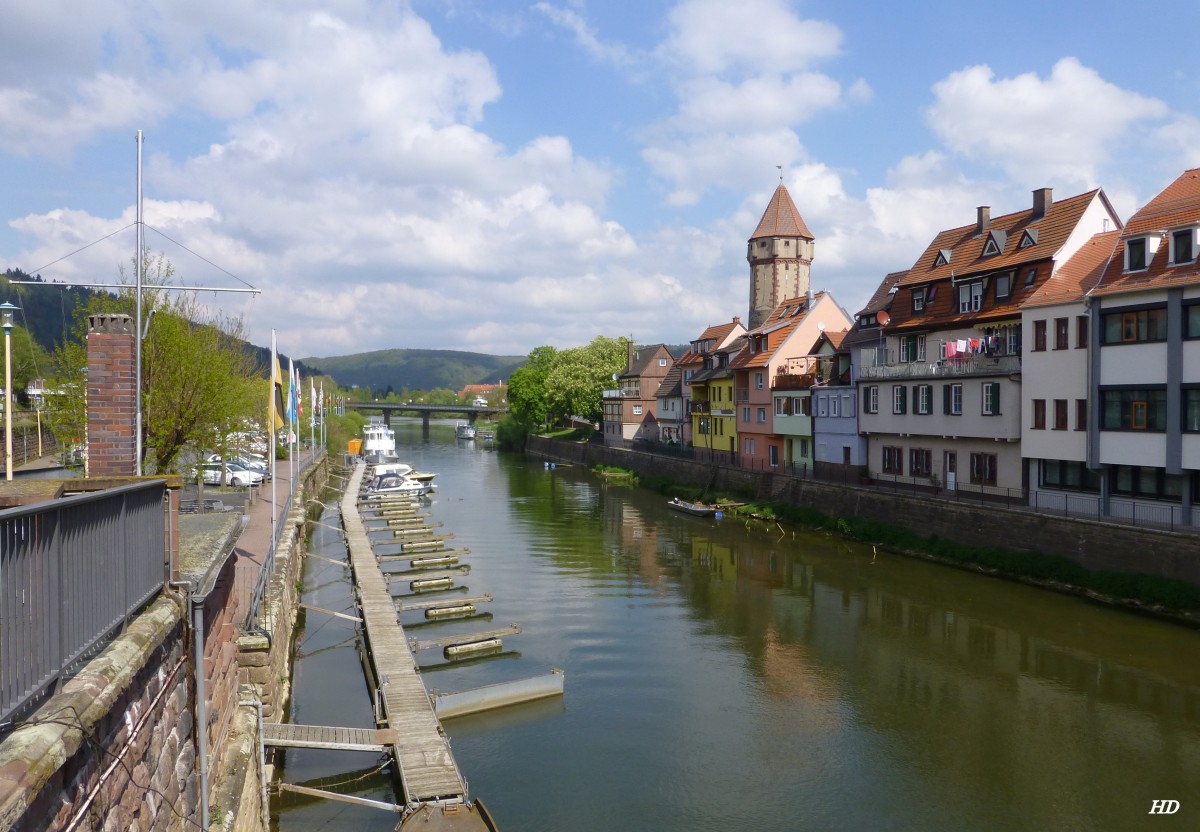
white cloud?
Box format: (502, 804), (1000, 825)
(532, 2), (636, 69)
(926, 58), (1169, 188)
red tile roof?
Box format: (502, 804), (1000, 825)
(1024, 230), (1119, 308)
(1091, 168), (1200, 297)
(730, 293), (825, 369)
(750, 184), (814, 240)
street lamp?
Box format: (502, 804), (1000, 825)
(1, 301), (18, 482)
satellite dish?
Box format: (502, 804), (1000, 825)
(612, 373), (619, 381)
(877, 310), (891, 326)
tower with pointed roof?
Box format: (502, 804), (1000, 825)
(747, 183), (815, 328)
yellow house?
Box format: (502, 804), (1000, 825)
(688, 335), (745, 460)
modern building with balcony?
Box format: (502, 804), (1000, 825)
(1087, 167), (1200, 523)
(858, 187), (1121, 494)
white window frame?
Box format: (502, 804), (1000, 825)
(831, 397), (840, 417)
(1126, 236), (1149, 272)
(950, 383), (963, 415)
(916, 334), (927, 362)
(756, 407), (767, 423)
(958, 282), (983, 313)
(915, 384), (932, 415)
(755, 371), (764, 390)
(1170, 227), (1196, 266)
(867, 386), (879, 414)
(632, 405), (643, 415)
(982, 382), (1000, 416)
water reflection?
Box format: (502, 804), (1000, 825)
(278, 424), (1200, 832)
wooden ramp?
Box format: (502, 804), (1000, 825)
(342, 463), (469, 806)
(263, 722), (396, 752)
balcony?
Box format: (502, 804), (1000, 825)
(773, 372), (818, 390)
(859, 355), (1021, 380)
(602, 389), (622, 399)
(689, 400), (710, 414)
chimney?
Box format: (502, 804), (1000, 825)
(1032, 187), (1053, 219)
(976, 206), (990, 235)
(87, 313), (137, 477)
(732, 316), (741, 326)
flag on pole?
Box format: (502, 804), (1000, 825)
(311, 377), (317, 422)
(268, 331), (286, 437)
(295, 367), (304, 422)
(285, 357), (296, 427)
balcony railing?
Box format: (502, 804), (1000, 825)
(773, 372), (818, 390)
(859, 354), (1021, 380)
(689, 401), (710, 414)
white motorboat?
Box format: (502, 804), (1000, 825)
(367, 461), (438, 485)
(455, 422), (476, 440)
(362, 420), (396, 461)
(363, 472), (435, 497)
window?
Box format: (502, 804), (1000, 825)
(1183, 389), (1200, 432)
(1112, 465), (1181, 501)
(633, 405), (643, 415)
(698, 418), (710, 435)
(1018, 229), (1038, 249)
(818, 397), (827, 417)
(994, 272), (1011, 299)
(917, 334), (926, 362)
(1076, 315), (1088, 349)
(1024, 267), (1038, 287)
(1033, 320), (1047, 351)
(1172, 228), (1195, 265)
(1007, 327), (1021, 355)
(801, 398), (812, 416)
(882, 446), (904, 475)
(1101, 307), (1168, 343)
(913, 287), (926, 312)
(1054, 318), (1069, 349)
(982, 231), (1006, 256)
(1126, 237), (1148, 271)
(914, 384), (932, 415)
(756, 407), (767, 423)
(769, 445), (779, 467)
(1076, 399), (1087, 431)
(1041, 460), (1100, 492)
(943, 383), (963, 415)
(864, 386), (879, 414)
(909, 448), (933, 477)
(892, 385), (907, 414)
(659, 358), (667, 366)
(900, 335), (921, 362)
(1054, 399), (1068, 430)
(1101, 387), (1167, 431)
(775, 397), (792, 416)
(742, 406), (750, 422)
(755, 372), (764, 390)
(958, 282), (983, 313)
(1187, 304), (1200, 339)
(982, 382), (1001, 416)
(970, 453), (997, 486)
(830, 397), (840, 417)
(934, 249), (951, 267)
(744, 437), (756, 455)
(1032, 399), (1046, 430)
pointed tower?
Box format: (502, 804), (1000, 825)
(747, 184), (815, 329)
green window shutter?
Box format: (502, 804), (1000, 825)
(899, 386), (907, 414)
(943, 383), (951, 414)
(863, 388), (870, 414)
(992, 382), (1001, 415)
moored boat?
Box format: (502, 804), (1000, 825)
(363, 472), (436, 497)
(667, 497), (718, 517)
(362, 420), (396, 461)
(455, 422), (476, 440)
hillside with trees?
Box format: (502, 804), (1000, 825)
(301, 348), (524, 397)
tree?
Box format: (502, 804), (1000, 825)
(544, 336), (628, 424)
(48, 253), (262, 473)
(507, 345), (557, 427)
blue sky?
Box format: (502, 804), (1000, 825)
(2, 0), (1198, 360)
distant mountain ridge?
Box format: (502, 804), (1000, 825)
(301, 348), (525, 394)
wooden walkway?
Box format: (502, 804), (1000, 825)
(341, 463), (468, 806)
(263, 722), (396, 752)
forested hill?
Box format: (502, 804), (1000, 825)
(301, 348), (525, 395)
(1, 269), (98, 351)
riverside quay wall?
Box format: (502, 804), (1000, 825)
(527, 436), (1200, 590)
(0, 455), (328, 832)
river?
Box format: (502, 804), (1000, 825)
(275, 420), (1200, 831)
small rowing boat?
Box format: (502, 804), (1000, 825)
(667, 497), (717, 517)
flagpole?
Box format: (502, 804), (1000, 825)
(270, 329), (278, 551)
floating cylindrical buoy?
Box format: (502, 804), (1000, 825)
(444, 637), (503, 659)
(410, 577), (454, 592)
(426, 603), (476, 620)
(411, 555), (458, 569)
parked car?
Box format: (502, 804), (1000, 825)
(195, 461), (264, 487)
(206, 453), (271, 480)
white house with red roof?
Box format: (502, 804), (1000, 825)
(1087, 167), (1200, 523)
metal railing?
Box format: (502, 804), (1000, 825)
(1, 481), (167, 725)
(860, 355), (1021, 380)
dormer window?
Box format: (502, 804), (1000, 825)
(1019, 229), (1038, 249)
(982, 230), (1007, 257)
(1126, 237), (1148, 272)
(957, 281), (983, 313)
(1171, 228), (1196, 265)
(1024, 267), (1038, 287)
(912, 287), (926, 312)
(934, 249), (952, 267)
(994, 271), (1012, 299)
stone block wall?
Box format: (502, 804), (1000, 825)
(0, 595), (198, 832)
(527, 436), (1200, 588)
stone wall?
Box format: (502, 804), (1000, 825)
(0, 595), (198, 832)
(527, 436), (1200, 588)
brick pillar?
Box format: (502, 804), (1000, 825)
(87, 313), (137, 477)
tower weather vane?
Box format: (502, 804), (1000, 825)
(776, 165), (782, 181)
